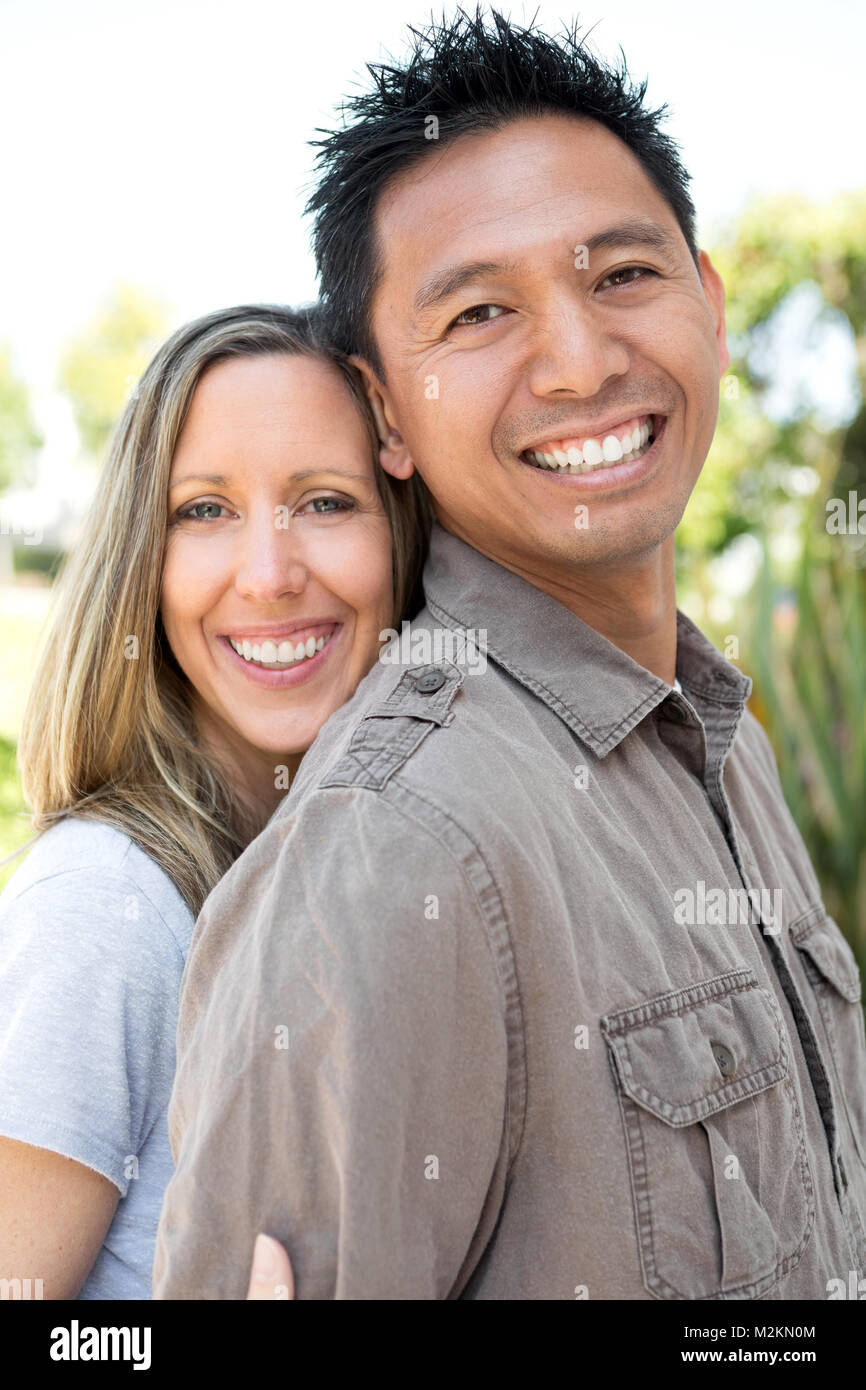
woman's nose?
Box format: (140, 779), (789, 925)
(233, 511), (310, 603)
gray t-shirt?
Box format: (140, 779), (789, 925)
(0, 816), (194, 1298)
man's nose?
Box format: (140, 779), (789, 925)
(524, 298), (630, 399)
(234, 511), (310, 602)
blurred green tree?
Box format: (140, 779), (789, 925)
(58, 283), (169, 460)
(680, 190), (866, 573)
(0, 345), (42, 492)
(677, 190), (866, 963)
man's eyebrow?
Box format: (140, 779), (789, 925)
(412, 220), (681, 319)
(581, 218), (681, 258)
(168, 469), (373, 490)
(413, 260), (520, 318)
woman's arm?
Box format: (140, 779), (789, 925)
(0, 1137), (119, 1299)
(0, 836), (195, 1301)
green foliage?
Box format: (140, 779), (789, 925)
(679, 189), (866, 584)
(0, 735), (32, 894)
(0, 345), (42, 492)
(678, 189), (866, 961)
(58, 283), (169, 460)
(742, 516), (866, 971)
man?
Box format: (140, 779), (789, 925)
(153, 10), (866, 1299)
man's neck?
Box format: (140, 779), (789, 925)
(444, 526), (679, 686)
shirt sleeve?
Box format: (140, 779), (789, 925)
(0, 867), (184, 1196)
(153, 787), (512, 1299)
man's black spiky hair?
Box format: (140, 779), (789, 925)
(306, 7), (698, 377)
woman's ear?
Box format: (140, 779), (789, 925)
(349, 354), (416, 481)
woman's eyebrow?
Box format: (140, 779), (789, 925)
(412, 218), (680, 319)
(168, 469), (372, 490)
(169, 473), (229, 490)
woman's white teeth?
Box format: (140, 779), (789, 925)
(229, 632), (331, 668)
(527, 417), (655, 472)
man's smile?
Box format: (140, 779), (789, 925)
(521, 412), (657, 472)
(513, 412), (668, 490)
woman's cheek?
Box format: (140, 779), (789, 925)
(160, 537), (225, 656)
(313, 519), (392, 608)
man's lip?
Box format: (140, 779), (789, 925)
(517, 414), (667, 487)
(520, 411), (661, 456)
(218, 620), (342, 641)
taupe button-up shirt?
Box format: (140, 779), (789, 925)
(153, 521), (866, 1299)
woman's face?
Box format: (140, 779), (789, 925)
(160, 352), (394, 775)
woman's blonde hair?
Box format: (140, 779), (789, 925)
(14, 304), (434, 915)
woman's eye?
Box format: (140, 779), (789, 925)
(298, 496), (356, 516)
(450, 303), (508, 328)
(177, 501), (228, 521)
(598, 266), (657, 290)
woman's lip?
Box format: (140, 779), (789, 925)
(216, 624), (344, 688)
(517, 414), (668, 490)
(219, 621), (340, 643)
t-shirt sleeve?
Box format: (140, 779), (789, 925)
(0, 866), (184, 1197)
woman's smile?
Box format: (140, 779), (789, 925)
(215, 621), (344, 688)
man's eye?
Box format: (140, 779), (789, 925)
(176, 501), (228, 521)
(450, 303), (508, 328)
(598, 266), (657, 290)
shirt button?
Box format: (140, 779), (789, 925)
(711, 1042), (737, 1078)
(663, 701), (689, 724)
(413, 670), (446, 694)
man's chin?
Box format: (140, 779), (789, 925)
(507, 485), (689, 567)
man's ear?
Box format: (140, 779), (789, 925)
(349, 354), (416, 480)
(697, 251), (730, 379)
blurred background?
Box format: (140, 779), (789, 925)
(1, 0), (864, 966)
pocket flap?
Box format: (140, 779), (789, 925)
(790, 908), (863, 1004)
(600, 969), (788, 1126)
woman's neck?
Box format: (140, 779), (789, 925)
(190, 697), (306, 842)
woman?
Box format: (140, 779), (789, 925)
(0, 304), (432, 1299)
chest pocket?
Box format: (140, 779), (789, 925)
(790, 907), (866, 1172)
(601, 968), (815, 1300)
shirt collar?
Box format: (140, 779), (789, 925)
(421, 521), (752, 758)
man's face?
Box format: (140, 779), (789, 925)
(357, 114), (729, 581)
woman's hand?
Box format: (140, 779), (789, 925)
(246, 1232), (295, 1299)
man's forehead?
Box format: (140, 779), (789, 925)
(371, 114), (678, 305)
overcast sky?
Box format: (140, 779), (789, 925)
(2, 0), (864, 390)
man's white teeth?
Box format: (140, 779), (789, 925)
(526, 417), (655, 472)
(229, 632), (332, 668)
